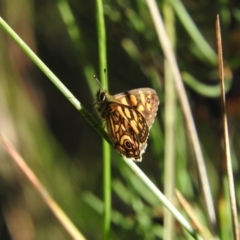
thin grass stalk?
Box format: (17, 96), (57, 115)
(216, 15), (239, 240)
(163, 0), (176, 239)
(123, 158), (203, 239)
(1, 135), (86, 240)
(145, 0), (217, 233)
(95, 0), (111, 239)
(176, 190), (214, 240)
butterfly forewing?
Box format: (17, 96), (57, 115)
(114, 88), (159, 127)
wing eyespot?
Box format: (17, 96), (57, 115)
(124, 140), (132, 149)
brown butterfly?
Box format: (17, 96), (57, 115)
(96, 88), (159, 161)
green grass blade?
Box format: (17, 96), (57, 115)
(95, 0), (111, 239)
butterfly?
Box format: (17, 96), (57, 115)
(96, 88), (159, 161)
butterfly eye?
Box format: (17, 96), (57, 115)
(99, 92), (106, 102)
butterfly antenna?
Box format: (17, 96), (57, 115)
(94, 74), (103, 89)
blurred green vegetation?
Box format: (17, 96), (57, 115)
(0, 0), (240, 239)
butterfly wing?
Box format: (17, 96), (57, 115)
(114, 88), (159, 128)
(96, 88), (159, 161)
(106, 103), (148, 161)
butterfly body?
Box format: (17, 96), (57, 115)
(96, 88), (159, 161)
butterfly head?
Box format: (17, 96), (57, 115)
(96, 89), (107, 103)
(96, 90), (115, 118)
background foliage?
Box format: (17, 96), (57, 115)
(0, 0), (240, 239)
